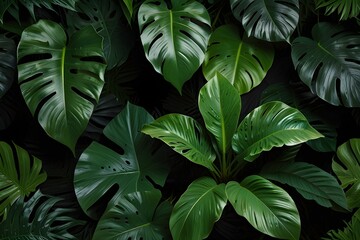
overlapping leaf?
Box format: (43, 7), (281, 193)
(0, 35), (15, 99)
(315, 0), (360, 20)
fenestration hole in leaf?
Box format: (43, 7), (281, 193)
(148, 33), (163, 54)
(311, 62), (323, 91)
(18, 53), (52, 65)
(99, 136), (125, 155)
(252, 54), (264, 70)
(79, 56), (106, 64)
(87, 184), (119, 219)
(71, 87), (97, 105)
(19, 73), (44, 85)
(275, 0), (298, 10)
(336, 78), (345, 106)
(345, 58), (360, 65)
(34, 91), (55, 120)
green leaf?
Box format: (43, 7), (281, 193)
(0, 141), (47, 220)
(291, 22), (360, 107)
(75, 102), (169, 219)
(0, 35), (16, 99)
(93, 190), (172, 240)
(138, 0), (211, 92)
(17, 20), (106, 153)
(260, 161), (348, 209)
(199, 73), (241, 156)
(333, 138), (360, 210)
(170, 177), (227, 240)
(142, 114), (216, 172)
(67, 0), (134, 69)
(202, 24), (274, 95)
(226, 176), (300, 240)
(0, 0), (14, 24)
(230, 0), (299, 42)
(232, 101), (323, 162)
(324, 209), (360, 240)
(0, 191), (83, 239)
(18, 0), (78, 19)
(315, 0), (360, 20)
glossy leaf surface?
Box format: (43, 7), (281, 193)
(315, 0), (360, 20)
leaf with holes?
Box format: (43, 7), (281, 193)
(75, 102), (170, 219)
(138, 0), (211, 92)
(0, 141), (47, 221)
(232, 101), (323, 162)
(202, 24), (274, 95)
(292, 22), (360, 107)
(231, 0), (299, 42)
(17, 20), (106, 153)
(67, 0), (134, 69)
(0, 35), (16, 99)
(93, 190), (172, 240)
(315, 0), (360, 20)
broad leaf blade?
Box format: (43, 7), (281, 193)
(142, 114), (216, 171)
(17, 20), (106, 153)
(138, 0), (211, 92)
(226, 176), (300, 240)
(0, 35), (16, 99)
(291, 22), (360, 107)
(93, 190), (172, 240)
(231, 0), (299, 42)
(260, 161), (347, 209)
(170, 177), (227, 240)
(232, 101), (323, 162)
(203, 24), (274, 95)
(199, 73), (241, 156)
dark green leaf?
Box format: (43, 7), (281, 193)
(0, 35), (16, 99)
(0, 0), (14, 24)
(324, 209), (360, 240)
(19, 0), (78, 19)
(315, 0), (360, 20)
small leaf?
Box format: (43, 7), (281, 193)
(315, 0), (360, 20)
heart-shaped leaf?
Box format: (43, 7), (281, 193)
(230, 0), (299, 42)
(17, 20), (107, 153)
(0, 35), (15, 99)
(291, 22), (360, 107)
(232, 101), (323, 162)
(226, 176), (300, 240)
(202, 24), (274, 95)
(170, 177), (227, 240)
(138, 0), (211, 92)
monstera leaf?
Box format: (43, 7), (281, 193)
(232, 101), (323, 162)
(333, 138), (360, 210)
(315, 0), (360, 20)
(0, 191), (83, 239)
(93, 190), (172, 240)
(292, 22), (360, 107)
(170, 177), (227, 240)
(17, 20), (106, 153)
(226, 176), (300, 240)
(67, 0), (134, 69)
(138, 0), (211, 92)
(0, 35), (15, 99)
(75, 102), (170, 219)
(202, 25), (274, 95)
(0, 141), (47, 221)
(231, 0), (299, 42)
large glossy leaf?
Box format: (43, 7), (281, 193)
(138, 0), (211, 92)
(75, 102), (169, 219)
(232, 101), (323, 162)
(0, 191), (83, 239)
(332, 138), (360, 210)
(291, 22), (360, 107)
(93, 190), (172, 240)
(17, 20), (106, 153)
(231, 0), (299, 42)
(199, 73), (241, 156)
(142, 114), (216, 172)
(226, 176), (300, 240)
(67, 0), (134, 69)
(0, 141), (47, 220)
(260, 161), (347, 209)
(315, 0), (360, 20)
(170, 177), (227, 240)
(0, 35), (15, 99)
(203, 24), (274, 95)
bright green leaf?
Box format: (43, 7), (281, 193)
(315, 0), (360, 20)
(0, 35), (15, 99)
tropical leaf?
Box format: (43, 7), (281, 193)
(291, 22), (360, 107)
(138, 0), (211, 92)
(75, 102), (170, 219)
(230, 0), (300, 42)
(0, 190), (83, 239)
(226, 176), (300, 240)
(0, 34), (15, 99)
(93, 190), (172, 240)
(315, 0), (360, 20)
(0, 87), (18, 130)
(332, 138), (360, 210)
(232, 101), (323, 162)
(142, 114), (216, 172)
(67, 0), (134, 69)
(170, 177), (227, 240)
(0, 141), (47, 221)
(18, 0), (78, 19)
(324, 209), (360, 240)
(0, 0), (14, 23)
(260, 161), (348, 209)
(203, 24), (274, 95)
(198, 73), (241, 156)
(120, 0), (133, 24)
(17, 20), (106, 153)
